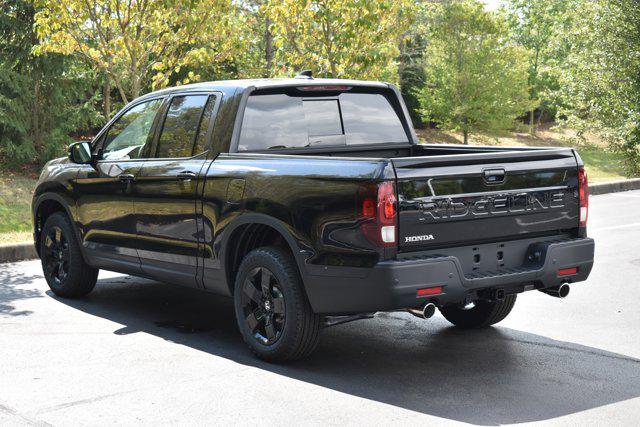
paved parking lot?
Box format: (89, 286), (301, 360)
(1, 190), (640, 425)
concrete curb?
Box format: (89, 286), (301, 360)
(1, 178), (639, 265)
(589, 178), (640, 195)
(0, 242), (37, 264)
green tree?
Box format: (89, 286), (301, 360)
(234, 1), (277, 78)
(34, 0), (239, 105)
(398, 1), (431, 128)
(417, 0), (533, 144)
(504, 0), (570, 134)
(556, 0), (640, 176)
(0, 0), (102, 166)
(267, 0), (413, 81)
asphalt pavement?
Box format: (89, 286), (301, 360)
(1, 190), (640, 426)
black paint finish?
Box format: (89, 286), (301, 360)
(32, 78), (594, 314)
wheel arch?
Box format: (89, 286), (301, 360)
(220, 213), (311, 297)
(32, 194), (78, 258)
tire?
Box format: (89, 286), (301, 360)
(440, 294), (517, 329)
(40, 212), (98, 298)
(233, 246), (321, 362)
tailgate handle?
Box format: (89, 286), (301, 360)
(483, 168), (506, 184)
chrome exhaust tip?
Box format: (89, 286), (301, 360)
(541, 283), (570, 298)
(408, 302), (437, 319)
(422, 302), (436, 319)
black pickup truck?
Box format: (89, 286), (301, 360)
(32, 77), (594, 361)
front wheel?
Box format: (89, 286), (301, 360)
(40, 212), (98, 298)
(233, 246), (321, 362)
(440, 294), (517, 329)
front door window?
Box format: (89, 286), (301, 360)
(101, 99), (163, 160)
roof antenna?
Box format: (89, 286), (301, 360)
(295, 70), (313, 80)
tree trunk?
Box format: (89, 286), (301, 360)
(537, 109), (544, 127)
(32, 79), (43, 159)
(264, 16), (273, 78)
(103, 75), (111, 119)
(529, 109), (535, 135)
(131, 74), (140, 100)
(463, 129), (469, 145)
(530, 47), (540, 136)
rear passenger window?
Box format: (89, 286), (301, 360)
(156, 95), (211, 158)
(193, 96), (217, 155)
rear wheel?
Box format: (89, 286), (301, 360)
(440, 294), (517, 329)
(233, 246), (321, 362)
(40, 212), (98, 298)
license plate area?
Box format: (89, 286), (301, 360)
(411, 235), (570, 276)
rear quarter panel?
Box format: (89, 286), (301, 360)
(200, 153), (392, 292)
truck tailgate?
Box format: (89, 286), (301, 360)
(393, 148), (580, 251)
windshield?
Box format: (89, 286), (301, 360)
(238, 91), (409, 151)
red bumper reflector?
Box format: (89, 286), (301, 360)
(417, 286), (443, 297)
(557, 267), (578, 277)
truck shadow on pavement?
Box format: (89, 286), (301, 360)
(52, 275), (640, 425)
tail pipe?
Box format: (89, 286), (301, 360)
(540, 283), (570, 298)
(408, 302), (437, 320)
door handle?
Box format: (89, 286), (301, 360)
(177, 171), (197, 182)
(118, 173), (135, 183)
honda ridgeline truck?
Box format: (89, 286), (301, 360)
(32, 76), (595, 361)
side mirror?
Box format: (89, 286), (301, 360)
(68, 141), (93, 164)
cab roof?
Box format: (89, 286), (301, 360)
(138, 78), (392, 100)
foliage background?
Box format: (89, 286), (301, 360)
(0, 0), (638, 176)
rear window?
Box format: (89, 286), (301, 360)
(238, 91), (408, 151)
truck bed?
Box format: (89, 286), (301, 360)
(260, 142), (581, 254)
(259, 141), (563, 159)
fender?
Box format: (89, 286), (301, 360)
(32, 192), (75, 220)
(218, 212), (314, 289)
(32, 192), (84, 260)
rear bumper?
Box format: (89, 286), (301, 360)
(304, 237), (594, 314)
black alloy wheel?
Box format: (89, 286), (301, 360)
(42, 225), (70, 287)
(240, 266), (286, 345)
(40, 212), (98, 298)
(233, 246), (321, 362)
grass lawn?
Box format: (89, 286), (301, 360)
(577, 149), (627, 183)
(416, 124), (629, 183)
(0, 175), (37, 244)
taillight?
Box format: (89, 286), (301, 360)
(362, 199), (375, 217)
(378, 181), (397, 224)
(359, 181), (397, 247)
(578, 167), (589, 227)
